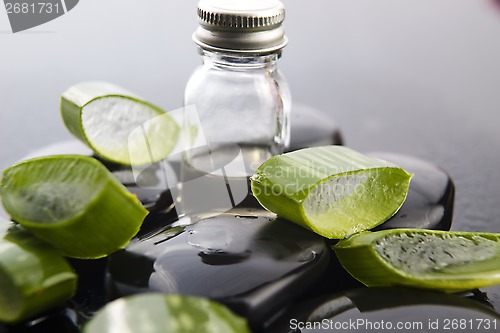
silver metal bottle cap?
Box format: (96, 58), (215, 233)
(193, 0), (288, 54)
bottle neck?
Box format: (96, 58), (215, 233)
(198, 48), (279, 70)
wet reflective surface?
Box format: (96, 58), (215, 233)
(371, 152), (455, 231)
(107, 210), (329, 329)
(0, 308), (79, 333)
(266, 287), (500, 333)
(288, 103), (344, 151)
(2, 107), (499, 333)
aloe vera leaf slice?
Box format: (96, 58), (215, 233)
(250, 146), (412, 239)
(0, 222), (77, 323)
(83, 293), (251, 333)
(333, 229), (500, 292)
(61, 81), (180, 165)
(0, 155), (148, 259)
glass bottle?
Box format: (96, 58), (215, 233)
(184, 0), (291, 177)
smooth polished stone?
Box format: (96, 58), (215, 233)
(107, 161), (177, 210)
(288, 103), (344, 151)
(0, 308), (80, 333)
(292, 153), (456, 301)
(106, 209), (330, 329)
(266, 287), (500, 333)
(370, 152), (455, 231)
(66, 257), (108, 316)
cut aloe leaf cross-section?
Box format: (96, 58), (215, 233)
(61, 81), (180, 165)
(0, 222), (77, 324)
(250, 146), (412, 239)
(83, 293), (251, 333)
(0, 155), (148, 259)
(333, 229), (500, 292)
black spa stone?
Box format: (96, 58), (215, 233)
(290, 153), (456, 301)
(106, 209), (329, 329)
(288, 103), (344, 151)
(370, 152), (455, 231)
(265, 287), (499, 333)
(0, 308), (80, 333)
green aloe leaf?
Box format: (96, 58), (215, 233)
(83, 293), (251, 333)
(334, 229), (500, 292)
(250, 146), (412, 239)
(61, 81), (180, 165)
(0, 155), (148, 259)
(0, 222), (77, 323)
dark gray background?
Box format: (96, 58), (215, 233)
(1, 0), (500, 308)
